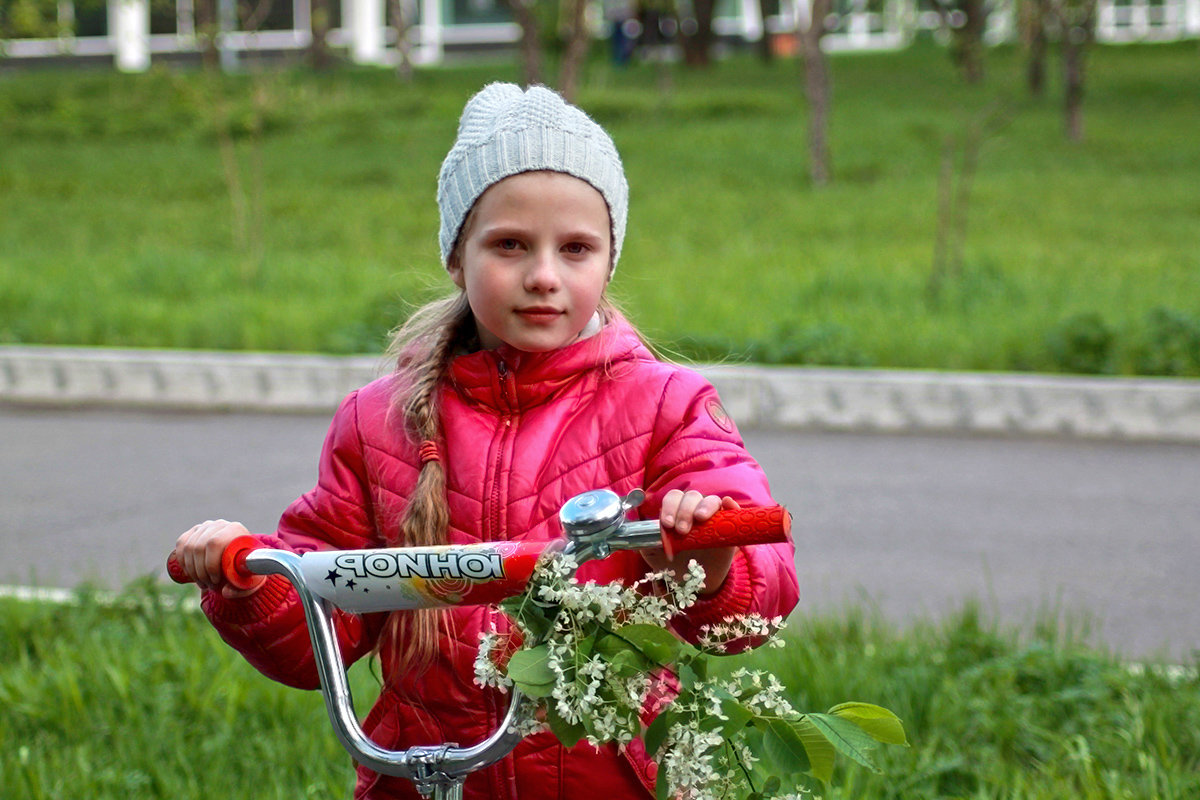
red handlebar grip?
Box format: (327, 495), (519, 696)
(165, 535), (262, 590)
(661, 505), (791, 560)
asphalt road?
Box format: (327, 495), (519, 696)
(2, 406), (1197, 661)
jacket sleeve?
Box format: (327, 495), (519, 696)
(640, 368), (799, 644)
(200, 389), (389, 689)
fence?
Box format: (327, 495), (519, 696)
(2, 0), (1198, 71)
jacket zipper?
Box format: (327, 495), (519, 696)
(489, 357), (518, 799)
(487, 358), (517, 543)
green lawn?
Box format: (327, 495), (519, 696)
(2, 583), (1197, 798)
(1, 43), (1198, 375)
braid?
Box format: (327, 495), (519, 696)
(382, 292), (472, 671)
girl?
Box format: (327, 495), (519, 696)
(172, 83), (799, 799)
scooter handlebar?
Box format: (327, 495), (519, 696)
(165, 534), (263, 591)
(659, 504), (791, 560)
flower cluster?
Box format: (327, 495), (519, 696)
(478, 547), (907, 800)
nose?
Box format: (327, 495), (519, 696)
(523, 250), (561, 293)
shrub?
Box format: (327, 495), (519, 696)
(1127, 307), (1200, 377)
(1046, 312), (1114, 374)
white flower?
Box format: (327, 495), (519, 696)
(473, 631), (512, 689)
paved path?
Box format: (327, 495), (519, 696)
(2, 406), (1197, 661)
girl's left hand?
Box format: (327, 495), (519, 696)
(642, 489), (738, 595)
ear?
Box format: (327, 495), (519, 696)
(446, 257), (466, 290)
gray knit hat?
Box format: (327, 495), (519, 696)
(437, 83), (629, 274)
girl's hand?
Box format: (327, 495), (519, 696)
(642, 490), (738, 595)
(173, 519), (265, 599)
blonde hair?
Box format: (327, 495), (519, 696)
(381, 291), (473, 671)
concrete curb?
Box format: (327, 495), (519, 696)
(3, 345), (1200, 442)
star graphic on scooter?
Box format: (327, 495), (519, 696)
(325, 569), (340, 586)
(345, 579), (357, 590)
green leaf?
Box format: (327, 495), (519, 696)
(828, 702), (909, 746)
(807, 713), (882, 774)
(512, 677), (555, 698)
(575, 632), (597, 660)
(655, 756), (672, 800)
(594, 632), (636, 659)
(546, 703), (587, 749)
(500, 597), (554, 642)
(678, 660), (701, 690)
(506, 644), (554, 691)
(609, 648), (647, 679)
(788, 716), (836, 782)
(760, 717), (814, 778)
(762, 775), (781, 794)
(698, 696), (756, 740)
(644, 709), (677, 757)
(614, 624), (694, 666)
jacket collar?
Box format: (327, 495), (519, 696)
(447, 315), (648, 412)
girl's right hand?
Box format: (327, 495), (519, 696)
(173, 519), (266, 599)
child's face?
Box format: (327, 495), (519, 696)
(449, 171), (612, 353)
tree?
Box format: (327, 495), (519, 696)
(195, 0), (221, 70)
(678, 0), (718, 66)
(933, 0), (990, 84)
(1018, 0), (1050, 96)
(389, 0), (417, 81)
(798, 0), (833, 185)
(755, 0), (776, 62)
(504, 0), (546, 86)
(1045, 0), (1097, 141)
(558, 0), (592, 102)
(309, 0), (333, 70)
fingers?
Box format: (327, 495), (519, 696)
(173, 519), (250, 590)
(660, 490), (734, 534)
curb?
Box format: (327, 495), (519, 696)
(3, 345), (1200, 442)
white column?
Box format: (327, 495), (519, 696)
(177, 0), (194, 38)
(741, 0), (764, 41)
(349, 0), (387, 64)
(218, 0), (239, 70)
(848, 2), (870, 47)
(794, 0), (813, 31)
(1131, 0), (1150, 37)
(112, 0), (151, 71)
(293, 0), (311, 41)
(1186, 0), (1200, 34)
(413, 0), (443, 65)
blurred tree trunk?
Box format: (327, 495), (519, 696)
(196, 0), (220, 69)
(799, 0), (832, 185)
(309, 0), (332, 70)
(505, 0), (545, 86)
(756, 0), (774, 62)
(680, 0), (716, 67)
(558, 0), (591, 102)
(389, 0), (415, 81)
(1019, 0), (1049, 96)
(933, 0), (989, 84)
(1048, 0), (1096, 141)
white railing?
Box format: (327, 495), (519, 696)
(2, 0), (1197, 70)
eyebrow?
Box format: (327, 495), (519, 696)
(478, 225), (606, 243)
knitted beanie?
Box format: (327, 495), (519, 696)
(437, 83), (629, 275)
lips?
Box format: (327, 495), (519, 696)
(515, 307), (564, 322)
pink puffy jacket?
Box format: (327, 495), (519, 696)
(201, 317), (799, 799)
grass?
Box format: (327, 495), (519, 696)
(1, 43), (1199, 375)
(2, 582), (1197, 799)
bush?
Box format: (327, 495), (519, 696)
(1128, 307), (1200, 377)
(1046, 312), (1115, 375)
